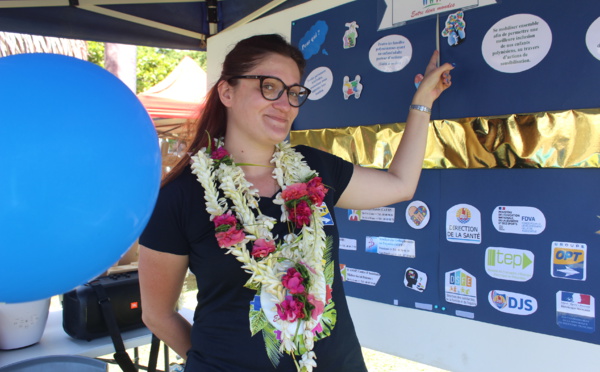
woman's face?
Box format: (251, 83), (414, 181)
(220, 53), (302, 147)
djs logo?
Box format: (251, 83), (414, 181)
(551, 242), (587, 281)
(488, 290), (538, 315)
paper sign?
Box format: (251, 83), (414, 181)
(445, 268), (477, 307)
(379, 0), (479, 29)
(557, 291), (595, 333)
(446, 204), (482, 244)
(345, 267), (381, 286)
(551, 241), (587, 281)
(305, 67), (333, 101)
(339, 237), (357, 251)
(369, 35), (412, 73)
(492, 206), (546, 235)
(489, 290), (538, 315)
(586, 17), (600, 61)
(348, 207), (395, 223)
(482, 13), (552, 73)
(366, 236), (415, 258)
(485, 247), (534, 282)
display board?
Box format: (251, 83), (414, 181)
(335, 168), (599, 345)
(290, 0), (600, 346)
(291, 0), (600, 130)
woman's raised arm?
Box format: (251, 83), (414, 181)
(337, 51), (454, 210)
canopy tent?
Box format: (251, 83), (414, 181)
(137, 55), (206, 137)
(0, 0), (310, 51)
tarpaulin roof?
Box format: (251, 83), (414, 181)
(137, 55), (207, 136)
(138, 55), (206, 119)
(0, 0), (311, 51)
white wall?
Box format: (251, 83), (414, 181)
(206, 2), (600, 371)
(348, 297), (600, 372)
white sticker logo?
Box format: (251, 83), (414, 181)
(485, 247), (534, 282)
(489, 290), (538, 315)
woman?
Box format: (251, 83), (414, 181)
(139, 34), (453, 372)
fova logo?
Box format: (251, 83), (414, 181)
(485, 247), (534, 282)
(488, 290), (538, 315)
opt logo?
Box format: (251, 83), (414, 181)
(489, 290), (538, 315)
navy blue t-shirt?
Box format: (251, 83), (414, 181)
(140, 145), (367, 371)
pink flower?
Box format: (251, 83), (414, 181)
(281, 183), (308, 201)
(251, 239), (276, 258)
(211, 146), (229, 160)
(215, 226), (245, 247)
(287, 200), (312, 227)
(306, 176), (327, 206)
(213, 212), (237, 228)
(276, 296), (305, 323)
(307, 294), (325, 320)
(282, 268), (305, 294)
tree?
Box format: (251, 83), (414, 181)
(87, 41), (207, 94)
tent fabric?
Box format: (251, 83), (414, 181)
(0, 0), (311, 51)
(138, 56), (206, 120)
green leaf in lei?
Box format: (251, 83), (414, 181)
(249, 305), (268, 337)
(263, 328), (284, 368)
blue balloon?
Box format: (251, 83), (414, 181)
(0, 54), (161, 303)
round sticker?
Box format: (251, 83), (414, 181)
(406, 200), (430, 229)
(305, 66), (333, 101)
(369, 34), (412, 73)
(481, 14), (552, 73)
(586, 17), (600, 61)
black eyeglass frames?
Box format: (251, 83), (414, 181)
(229, 75), (311, 107)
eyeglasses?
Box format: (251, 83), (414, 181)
(229, 75), (311, 107)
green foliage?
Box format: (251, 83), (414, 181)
(86, 41), (207, 94)
(87, 41), (105, 67)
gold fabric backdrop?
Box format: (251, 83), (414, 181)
(290, 109), (600, 169)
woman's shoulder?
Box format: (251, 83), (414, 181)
(160, 165), (204, 200)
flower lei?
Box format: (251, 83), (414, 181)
(190, 138), (336, 372)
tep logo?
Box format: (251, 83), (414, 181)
(485, 247), (534, 282)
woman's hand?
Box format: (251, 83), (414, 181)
(413, 50), (454, 106)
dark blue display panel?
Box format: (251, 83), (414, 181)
(336, 168), (600, 344)
(291, 0), (600, 130)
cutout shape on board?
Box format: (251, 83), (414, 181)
(405, 268), (428, 292)
(442, 11), (467, 46)
(343, 21), (359, 48)
(482, 13), (552, 73)
(298, 20), (328, 60)
(406, 200), (430, 229)
(342, 75), (363, 99)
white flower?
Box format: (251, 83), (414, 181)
(299, 351), (317, 372)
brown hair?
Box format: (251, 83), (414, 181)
(161, 34), (306, 186)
